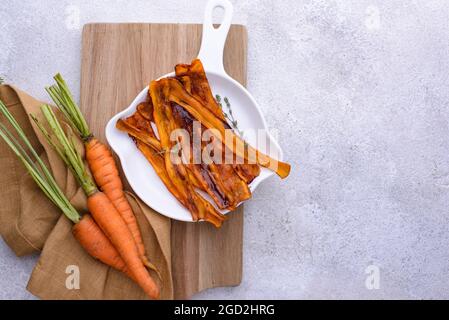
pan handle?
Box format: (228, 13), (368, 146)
(197, 0), (233, 75)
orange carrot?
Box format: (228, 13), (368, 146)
(85, 138), (152, 268)
(0, 100), (140, 285)
(46, 74), (153, 270)
(87, 191), (160, 299)
(35, 104), (160, 300)
(72, 214), (133, 278)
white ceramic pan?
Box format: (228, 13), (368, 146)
(105, 0), (285, 222)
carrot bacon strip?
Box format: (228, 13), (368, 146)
(116, 119), (162, 152)
(170, 101), (250, 209)
(119, 102), (243, 211)
(175, 61), (260, 187)
(117, 108), (209, 209)
(175, 59), (225, 121)
(150, 80), (226, 226)
(117, 59), (290, 225)
(136, 141), (185, 202)
(175, 61), (260, 184)
(164, 78), (291, 179)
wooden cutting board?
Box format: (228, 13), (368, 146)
(80, 23), (246, 299)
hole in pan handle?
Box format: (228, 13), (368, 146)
(197, 0), (234, 75)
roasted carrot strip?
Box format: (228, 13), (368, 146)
(135, 140), (185, 204)
(177, 61), (260, 183)
(175, 59), (225, 121)
(150, 80), (226, 226)
(117, 109), (212, 213)
(163, 78), (291, 178)
(176, 62), (260, 185)
(116, 119), (162, 152)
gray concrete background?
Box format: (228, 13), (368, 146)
(1, 0), (449, 299)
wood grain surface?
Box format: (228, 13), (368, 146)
(80, 23), (247, 299)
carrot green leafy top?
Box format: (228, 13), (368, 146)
(46, 74), (91, 141)
(31, 104), (97, 197)
(0, 100), (81, 223)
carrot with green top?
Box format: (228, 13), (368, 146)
(32, 104), (159, 299)
(45, 74), (155, 271)
(0, 100), (130, 278)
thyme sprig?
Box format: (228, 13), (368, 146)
(215, 94), (244, 137)
(153, 144), (183, 158)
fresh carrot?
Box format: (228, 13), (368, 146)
(72, 214), (133, 278)
(33, 104), (160, 299)
(46, 74), (153, 270)
(86, 191), (159, 298)
(84, 138), (155, 268)
(0, 100), (129, 278)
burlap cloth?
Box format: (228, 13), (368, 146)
(0, 84), (173, 299)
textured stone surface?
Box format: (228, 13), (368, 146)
(2, 0), (449, 299)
